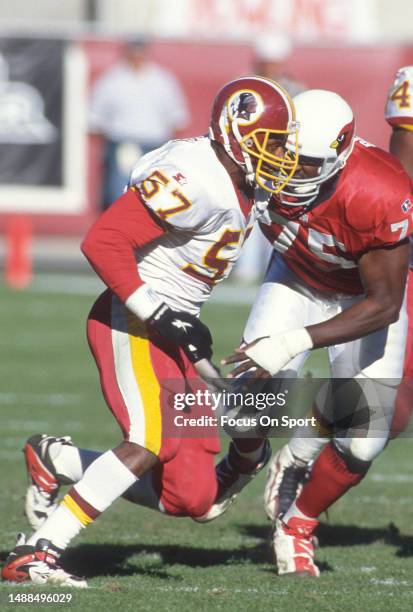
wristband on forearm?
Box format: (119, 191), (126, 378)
(245, 328), (314, 375)
(125, 284), (164, 321)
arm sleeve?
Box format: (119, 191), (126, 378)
(372, 187), (413, 249)
(81, 189), (166, 302)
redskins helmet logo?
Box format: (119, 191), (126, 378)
(227, 89), (264, 126)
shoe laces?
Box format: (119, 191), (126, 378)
(34, 436), (72, 501)
(38, 435), (72, 457)
(277, 464), (309, 515)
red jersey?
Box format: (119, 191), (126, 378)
(260, 139), (413, 295)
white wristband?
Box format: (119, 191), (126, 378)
(125, 284), (164, 321)
(245, 328), (313, 376)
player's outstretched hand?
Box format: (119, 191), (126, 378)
(221, 339), (270, 380)
(148, 304), (213, 362)
(223, 330), (313, 379)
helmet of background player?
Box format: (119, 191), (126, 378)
(385, 66), (413, 129)
(280, 89), (355, 207)
(209, 76), (299, 194)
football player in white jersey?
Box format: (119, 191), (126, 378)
(222, 88), (413, 577)
(385, 66), (413, 436)
(2, 77), (298, 587)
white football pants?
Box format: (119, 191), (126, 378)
(243, 252), (407, 462)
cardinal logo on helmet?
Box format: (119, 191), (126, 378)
(329, 120), (354, 155)
(330, 133), (346, 150)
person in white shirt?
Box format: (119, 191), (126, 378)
(89, 38), (190, 209)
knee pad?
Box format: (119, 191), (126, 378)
(318, 379), (371, 434)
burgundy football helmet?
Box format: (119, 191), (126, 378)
(209, 76), (299, 194)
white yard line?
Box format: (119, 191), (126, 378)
(371, 473), (413, 483)
(0, 392), (81, 407)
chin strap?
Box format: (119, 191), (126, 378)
(231, 120), (255, 184)
(212, 115), (255, 185)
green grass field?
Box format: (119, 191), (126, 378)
(1, 282), (413, 611)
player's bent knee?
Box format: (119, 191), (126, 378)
(161, 472), (217, 518)
(349, 437), (387, 463)
(182, 487), (217, 518)
(161, 486), (216, 518)
(333, 441), (373, 473)
(113, 440), (159, 478)
(159, 443), (218, 518)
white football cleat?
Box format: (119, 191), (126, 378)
(272, 516), (320, 577)
(1, 533), (87, 588)
(24, 434), (73, 530)
(264, 444), (311, 521)
(194, 440), (271, 523)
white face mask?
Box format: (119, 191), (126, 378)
(279, 89), (356, 207)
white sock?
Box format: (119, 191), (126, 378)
(72, 450), (137, 513)
(27, 503), (84, 550)
(27, 451), (137, 551)
(289, 435), (327, 464)
(50, 444), (160, 510)
(49, 443), (84, 483)
(50, 443), (101, 484)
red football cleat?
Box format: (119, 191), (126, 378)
(2, 533), (87, 587)
(272, 516), (320, 577)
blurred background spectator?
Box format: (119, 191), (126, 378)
(253, 33), (305, 98)
(89, 38), (190, 209)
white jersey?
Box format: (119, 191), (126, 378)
(385, 66), (413, 266)
(385, 65), (413, 130)
(128, 137), (270, 314)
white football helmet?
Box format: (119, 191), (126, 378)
(280, 89), (355, 207)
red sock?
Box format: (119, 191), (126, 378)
(296, 443), (367, 518)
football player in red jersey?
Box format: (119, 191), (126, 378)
(223, 89), (413, 577)
(1, 77), (299, 588)
(258, 73), (413, 540)
(385, 66), (413, 437)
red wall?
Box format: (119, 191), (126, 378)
(3, 38), (413, 235)
(145, 40), (413, 148)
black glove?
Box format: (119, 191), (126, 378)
(148, 304), (213, 362)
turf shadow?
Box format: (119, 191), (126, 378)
(54, 540), (270, 578)
(1, 522), (404, 579)
(240, 521), (403, 549)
